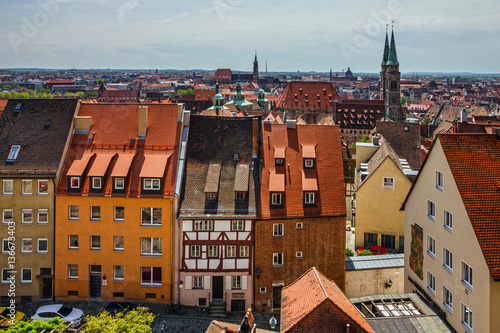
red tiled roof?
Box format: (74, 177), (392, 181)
(277, 81), (341, 110)
(44, 79), (74, 85)
(259, 124), (345, 219)
(195, 89), (215, 101)
(213, 68), (232, 80)
(87, 153), (115, 177)
(110, 153), (135, 177)
(438, 134), (500, 280)
(66, 153), (94, 176)
(281, 267), (375, 333)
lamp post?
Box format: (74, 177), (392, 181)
(269, 316), (277, 330)
(256, 267), (261, 279)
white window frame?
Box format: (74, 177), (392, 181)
(90, 235), (101, 250)
(304, 192), (316, 204)
(208, 245), (218, 257)
(232, 220), (244, 231)
(2, 239), (11, 253)
(143, 178), (160, 190)
(141, 237), (162, 256)
(114, 236), (124, 251)
(461, 261), (473, 290)
(140, 266), (162, 286)
(21, 238), (32, 253)
(296, 222), (303, 230)
(70, 177), (80, 189)
(114, 206), (125, 221)
(37, 238), (48, 253)
(271, 193), (282, 205)
(240, 245), (249, 257)
(90, 206), (101, 221)
(194, 220), (213, 231)
(427, 234), (436, 258)
(436, 170), (443, 189)
(273, 223), (284, 237)
(383, 177), (394, 188)
(38, 180), (49, 195)
(115, 178), (125, 189)
(7, 145), (21, 161)
(2, 180), (13, 195)
(275, 159), (284, 165)
(227, 245), (236, 258)
(444, 210), (452, 231)
(22, 209), (33, 224)
(114, 266), (124, 281)
(69, 205), (79, 220)
(191, 245), (200, 257)
(193, 276), (203, 289)
(37, 209), (48, 224)
(427, 200), (435, 220)
(427, 270), (435, 295)
(2, 269), (13, 283)
(304, 159), (314, 168)
(21, 268), (32, 283)
(296, 251), (303, 259)
(461, 303), (473, 332)
(22, 180), (33, 195)
(443, 285), (453, 313)
(68, 264), (78, 279)
(260, 287), (267, 294)
(206, 193), (216, 201)
(235, 192), (245, 200)
(232, 276), (241, 289)
(92, 177), (102, 189)
(3, 209), (13, 224)
(69, 235), (79, 249)
(273, 252), (284, 266)
(443, 247), (453, 273)
(141, 207), (162, 226)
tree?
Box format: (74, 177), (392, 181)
(84, 307), (155, 333)
(346, 248), (354, 257)
(358, 249), (372, 256)
(5, 317), (66, 332)
(3, 85), (11, 91)
(359, 134), (370, 143)
(423, 117), (431, 125)
(400, 96), (408, 106)
(264, 84), (272, 92)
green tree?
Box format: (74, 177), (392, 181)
(180, 88), (195, 95)
(423, 117), (431, 125)
(94, 79), (105, 85)
(3, 85), (11, 91)
(400, 96), (408, 106)
(264, 84), (272, 92)
(358, 134), (370, 143)
(358, 249), (372, 256)
(84, 307), (155, 333)
(346, 248), (354, 257)
(5, 317), (66, 332)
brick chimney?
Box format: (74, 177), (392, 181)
(138, 105), (148, 139)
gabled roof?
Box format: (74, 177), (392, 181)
(213, 68), (232, 80)
(0, 99), (78, 177)
(281, 267), (375, 333)
(277, 81), (341, 110)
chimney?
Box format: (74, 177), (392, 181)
(495, 127), (500, 140)
(460, 108), (468, 123)
(138, 105), (148, 139)
(286, 119), (297, 130)
(372, 134), (380, 146)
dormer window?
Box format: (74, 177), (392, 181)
(92, 177), (102, 189)
(304, 159), (315, 168)
(235, 192), (246, 200)
(275, 159), (284, 166)
(304, 192), (316, 205)
(271, 193), (283, 206)
(143, 178), (160, 190)
(7, 145), (20, 162)
(70, 177), (80, 189)
(206, 193), (216, 201)
(115, 178), (125, 190)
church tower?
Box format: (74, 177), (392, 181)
(252, 52), (259, 82)
(380, 26), (402, 121)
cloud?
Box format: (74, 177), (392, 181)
(117, 0), (140, 19)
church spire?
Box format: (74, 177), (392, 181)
(382, 25), (390, 66)
(387, 24), (399, 66)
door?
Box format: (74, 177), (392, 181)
(272, 286), (282, 311)
(89, 265), (101, 298)
(42, 278), (52, 298)
(212, 276), (223, 299)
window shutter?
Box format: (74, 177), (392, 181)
(204, 276), (211, 290)
(185, 276), (192, 290)
(226, 276), (231, 290)
(242, 276), (247, 290)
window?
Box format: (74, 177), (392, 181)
(260, 287), (267, 294)
(21, 268), (32, 283)
(443, 285), (453, 312)
(2, 209), (13, 224)
(232, 276), (241, 289)
(304, 159), (314, 168)
(114, 207), (125, 221)
(37, 209), (48, 224)
(427, 200), (435, 220)
(22, 209), (33, 224)
(364, 233), (377, 247)
(68, 264), (78, 279)
(92, 177), (102, 189)
(2, 239), (11, 253)
(208, 245), (218, 257)
(141, 237), (162, 255)
(69, 235), (79, 249)
(114, 236), (124, 251)
(194, 220), (213, 231)
(143, 178), (160, 190)
(240, 246), (249, 257)
(273, 223), (284, 237)
(296, 222), (303, 230)
(206, 193), (216, 201)
(273, 253), (284, 266)
(304, 192), (316, 205)
(141, 267), (162, 285)
(383, 177), (394, 188)
(70, 177), (80, 189)
(141, 207), (162, 225)
(191, 245), (200, 257)
(275, 159), (284, 165)
(193, 276), (203, 289)
(38, 180), (48, 195)
(271, 193), (282, 205)
(115, 178), (125, 189)
(91, 236), (101, 250)
(461, 303), (473, 332)
(462, 261), (473, 289)
(443, 247), (453, 272)
(7, 145), (21, 161)
(427, 235), (435, 258)
(232, 220), (244, 231)
(90, 206), (101, 221)
(296, 251), (303, 259)
(235, 192), (245, 200)
(2, 269), (13, 283)
(22, 180), (33, 195)
(436, 170), (443, 189)
(38, 239), (48, 253)
(444, 210), (452, 231)
(114, 266), (124, 281)
(3, 180), (13, 195)
(427, 271), (435, 295)
(227, 245), (236, 257)
(21, 239), (32, 253)
(69, 206), (79, 220)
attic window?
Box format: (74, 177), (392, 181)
(14, 103), (22, 113)
(206, 193), (216, 201)
(130, 139), (135, 145)
(44, 120), (51, 128)
(233, 153), (239, 161)
(7, 145), (21, 162)
(304, 159), (315, 168)
(275, 159), (284, 166)
(87, 138), (93, 144)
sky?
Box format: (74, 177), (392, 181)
(1, 0), (500, 73)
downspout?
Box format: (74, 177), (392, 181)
(52, 178), (56, 302)
(170, 198), (174, 303)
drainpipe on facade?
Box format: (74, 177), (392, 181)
(51, 178), (56, 302)
(170, 198), (175, 304)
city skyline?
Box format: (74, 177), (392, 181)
(1, 0), (500, 73)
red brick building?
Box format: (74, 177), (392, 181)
(254, 122), (346, 313)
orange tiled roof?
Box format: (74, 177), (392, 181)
(438, 134), (500, 280)
(213, 68), (232, 80)
(259, 124), (345, 219)
(277, 81), (341, 110)
(195, 89), (215, 101)
(281, 267), (375, 333)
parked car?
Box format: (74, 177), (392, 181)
(356, 245), (387, 255)
(0, 307), (28, 328)
(31, 304), (84, 327)
(104, 302), (136, 314)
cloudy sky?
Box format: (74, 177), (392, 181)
(1, 0), (499, 73)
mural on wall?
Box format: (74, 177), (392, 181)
(410, 223), (423, 280)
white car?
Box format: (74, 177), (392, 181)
(31, 304), (84, 327)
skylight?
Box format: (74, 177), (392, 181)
(15, 103), (22, 111)
(7, 145), (21, 161)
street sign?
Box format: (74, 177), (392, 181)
(102, 280), (107, 286)
(102, 274), (107, 280)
